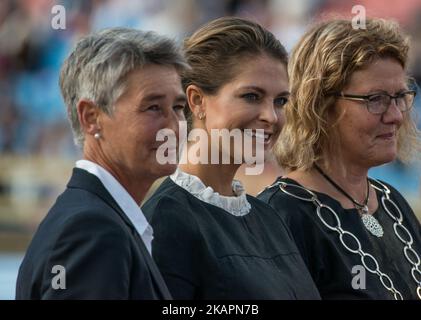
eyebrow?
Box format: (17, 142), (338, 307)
(142, 93), (186, 102)
(240, 86), (290, 96)
(366, 87), (408, 95)
(176, 94), (187, 102)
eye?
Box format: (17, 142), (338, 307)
(173, 104), (185, 112)
(242, 93), (260, 102)
(367, 94), (384, 103)
(274, 96), (288, 107)
(396, 91), (410, 98)
(146, 105), (160, 112)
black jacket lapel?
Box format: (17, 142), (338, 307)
(67, 168), (172, 299)
(131, 231), (172, 299)
(67, 168), (134, 228)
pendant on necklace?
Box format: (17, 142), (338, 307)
(361, 205), (369, 215)
(360, 208), (384, 238)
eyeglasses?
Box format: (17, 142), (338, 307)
(335, 90), (416, 115)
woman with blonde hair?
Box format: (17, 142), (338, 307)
(258, 18), (421, 299)
(142, 17), (320, 299)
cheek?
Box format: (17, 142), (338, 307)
(338, 108), (372, 136)
(276, 110), (285, 130)
(340, 121), (359, 140)
(207, 103), (234, 128)
(229, 106), (263, 129)
(207, 97), (256, 130)
(207, 111), (237, 130)
(339, 118), (374, 147)
(137, 123), (162, 145)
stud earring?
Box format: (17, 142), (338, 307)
(94, 132), (101, 140)
(198, 112), (206, 120)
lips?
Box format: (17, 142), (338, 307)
(243, 129), (273, 145)
(376, 132), (395, 139)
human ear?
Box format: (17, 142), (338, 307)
(186, 84), (206, 120)
(76, 99), (102, 137)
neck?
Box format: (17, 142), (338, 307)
(84, 145), (152, 205)
(178, 138), (242, 196)
(179, 158), (240, 197)
(315, 159), (369, 204)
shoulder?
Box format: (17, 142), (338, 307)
(143, 177), (199, 214)
(46, 210), (132, 257)
(34, 188), (132, 253)
(247, 193), (297, 222)
(58, 184), (126, 220)
(370, 178), (419, 222)
(257, 177), (316, 220)
(51, 185), (119, 220)
(20, 193), (133, 282)
(256, 178), (282, 203)
(65, 208), (129, 235)
(142, 177), (202, 232)
(371, 178), (409, 202)
(246, 194), (300, 240)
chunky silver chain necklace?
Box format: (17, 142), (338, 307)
(274, 178), (421, 300)
(314, 164), (384, 237)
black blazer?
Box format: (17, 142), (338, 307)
(16, 168), (172, 300)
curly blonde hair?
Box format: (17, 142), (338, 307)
(275, 18), (420, 171)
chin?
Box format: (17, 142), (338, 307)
(368, 142), (396, 163)
(372, 153), (398, 167)
(153, 163), (178, 177)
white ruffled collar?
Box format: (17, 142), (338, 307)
(170, 168), (252, 216)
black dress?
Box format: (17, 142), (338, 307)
(258, 177), (421, 300)
(142, 177), (321, 300)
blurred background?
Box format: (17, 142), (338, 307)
(0, 0), (420, 299)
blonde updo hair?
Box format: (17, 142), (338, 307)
(182, 16), (288, 132)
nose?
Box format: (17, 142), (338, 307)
(259, 101), (279, 125)
(381, 98), (404, 126)
(166, 109), (182, 137)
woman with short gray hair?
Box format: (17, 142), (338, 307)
(16, 27), (187, 299)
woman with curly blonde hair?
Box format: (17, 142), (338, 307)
(258, 18), (421, 299)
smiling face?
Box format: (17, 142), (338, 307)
(200, 53), (288, 162)
(333, 57), (407, 169)
(98, 64), (186, 182)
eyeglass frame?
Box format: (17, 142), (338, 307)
(334, 90), (416, 115)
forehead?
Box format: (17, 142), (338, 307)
(224, 54), (288, 91)
(345, 58), (406, 92)
(125, 64), (183, 97)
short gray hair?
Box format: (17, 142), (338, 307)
(59, 27), (187, 147)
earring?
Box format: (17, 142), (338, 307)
(198, 112), (206, 120)
(94, 132), (101, 140)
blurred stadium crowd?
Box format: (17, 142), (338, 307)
(0, 0), (420, 236)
